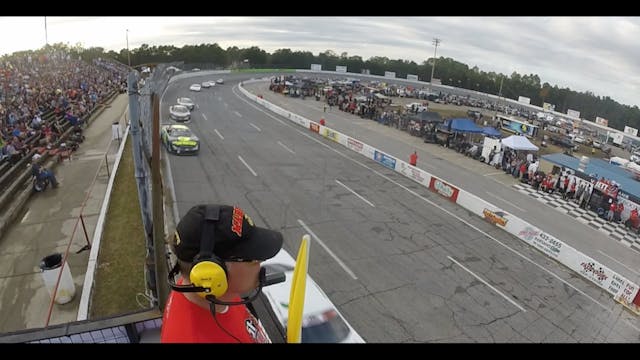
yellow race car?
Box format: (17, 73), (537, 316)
(161, 124), (200, 155)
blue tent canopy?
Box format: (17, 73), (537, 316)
(482, 127), (502, 138)
(444, 118), (484, 133)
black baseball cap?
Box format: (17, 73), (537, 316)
(173, 204), (283, 262)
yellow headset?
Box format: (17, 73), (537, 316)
(169, 205), (228, 298)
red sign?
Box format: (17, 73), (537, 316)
(594, 180), (619, 198)
(429, 177), (459, 202)
(310, 123), (320, 133)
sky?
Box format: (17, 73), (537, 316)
(1, 16), (638, 110)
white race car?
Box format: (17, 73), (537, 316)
(261, 249), (365, 343)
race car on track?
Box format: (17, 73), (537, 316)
(161, 124), (200, 155)
(176, 97), (195, 110)
(169, 104), (191, 122)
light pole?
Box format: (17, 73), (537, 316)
(44, 17), (48, 46)
(429, 37), (441, 92)
(126, 29), (131, 67)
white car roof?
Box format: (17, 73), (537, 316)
(261, 249), (364, 342)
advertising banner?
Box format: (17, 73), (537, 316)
(517, 96), (531, 104)
(624, 126), (638, 137)
(543, 102), (555, 111)
(596, 116), (609, 127)
(322, 128), (341, 144)
(397, 161), (431, 188)
(346, 137), (364, 154)
(428, 177), (460, 202)
(406, 74), (419, 81)
(309, 122), (320, 133)
(567, 109), (580, 118)
(373, 150), (397, 170)
(310, 64), (322, 71)
(384, 71), (396, 78)
(336, 66), (347, 73)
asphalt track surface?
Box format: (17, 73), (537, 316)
(161, 74), (640, 342)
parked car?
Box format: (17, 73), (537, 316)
(160, 124), (199, 155)
(168, 104), (191, 122)
(216, 78), (224, 85)
(176, 97), (195, 110)
(261, 249), (365, 343)
(189, 84), (201, 92)
(405, 102), (428, 112)
(201, 81), (211, 88)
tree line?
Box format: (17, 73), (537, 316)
(10, 42), (638, 131)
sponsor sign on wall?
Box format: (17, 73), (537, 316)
(624, 126), (638, 137)
(398, 161), (430, 187)
(543, 102), (555, 111)
(428, 177), (460, 202)
(310, 64), (322, 71)
(322, 128), (340, 143)
(567, 109), (580, 118)
(406, 74), (419, 81)
(336, 66), (347, 73)
(310, 123), (320, 133)
(346, 137), (364, 153)
(373, 150), (396, 170)
(518, 227), (562, 259)
(384, 71), (396, 78)
(595, 116), (609, 126)
(517, 96), (531, 104)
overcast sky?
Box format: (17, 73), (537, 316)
(1, 16), (638, 109)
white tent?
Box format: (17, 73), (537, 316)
(501, 135), (539, 151)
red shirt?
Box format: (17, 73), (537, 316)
(160, 289), (270, 343)
(409, 153), (418, 166)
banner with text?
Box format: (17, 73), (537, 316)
(567, 109), (580, 118)
(517, 96), (531, 104)
(373, 150), (397, 170)
(397, 161), (431, 188)
(406, 74), (419, 81)
(384, 71), (396, 79)
(336, 66), (347, 73)
(624, 126), (638, 137)
(310, 64), (322, 71)
(428, 177), (460, 202)
(595, 116), (609, 127)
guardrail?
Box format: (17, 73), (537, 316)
(238, 79), (640, 314)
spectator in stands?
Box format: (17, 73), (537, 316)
(161, 204), (283, 343)
(31, 156), (58, 188)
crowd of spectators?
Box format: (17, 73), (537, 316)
(0, 48), (128, 167)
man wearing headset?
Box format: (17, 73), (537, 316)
(161, 204), (284, 343)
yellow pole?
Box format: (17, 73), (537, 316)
(287, 234), (310, 343)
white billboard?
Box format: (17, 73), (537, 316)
(336, 65), (347, 73)
(517, 96), (531, 104)
(310, 64), (322, 71)
(596, 116), (609, 127)
(624, 126), (638, 137)
(384, 71), (396, 78)
(567, 109), (580, 118)
(431, 78), (441, 85)
(406, 74), (419, 81)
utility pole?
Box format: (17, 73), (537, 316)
(494, 76), (504, 124)
(44, 17), (48, 46)
(429, 37), (441, 92)
(126, 29), (131, 67)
